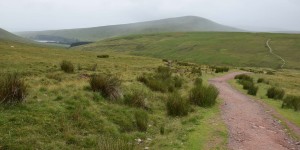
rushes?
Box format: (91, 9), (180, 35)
(0, 73), (27, 104)
(235, 74), (258, 96)
(60, 60), (74, 73)
(135, 110), (149, 132)
(137, 66), (184, 93)
(189, 85), (219, 107)
(90, 74), (123, 101)
(267, 87), (285, 100)
(166, 92), (189, 116)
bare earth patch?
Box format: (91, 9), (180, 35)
(209, 72), (300, 150)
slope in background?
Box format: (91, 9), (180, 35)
(77, 32), (300, 69)
(17, 16), (242, 42)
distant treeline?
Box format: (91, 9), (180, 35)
(70, 42), (93, 47)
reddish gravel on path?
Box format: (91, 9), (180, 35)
(209, 72), (300, 150)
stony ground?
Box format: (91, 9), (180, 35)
(210, 72), (300, 150)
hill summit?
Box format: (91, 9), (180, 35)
(17, 16), (242, 42)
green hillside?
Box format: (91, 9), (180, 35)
(77, 32), (300, 69)
(17, 16), (242, 42)
(0, 28), (31, 42)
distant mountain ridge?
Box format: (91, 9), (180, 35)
(17, 16), (243, 42)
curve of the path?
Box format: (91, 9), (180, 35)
(266, 39), (286, 69)
(209, 72), (299, 150)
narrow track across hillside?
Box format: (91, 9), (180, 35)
(209, 72), (300, 150)
(266, 39), (286, 69)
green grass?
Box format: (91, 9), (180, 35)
(0, 39), (228, 149)
(78, 32), (300, 69)
(185, 100), (228, 150)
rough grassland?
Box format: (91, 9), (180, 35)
(77, 32), (300, 69)
(0, 39), (227, 149)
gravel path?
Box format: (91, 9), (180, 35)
(209, 72), (300, 150)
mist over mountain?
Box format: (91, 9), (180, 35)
(17, 16), (243, 43)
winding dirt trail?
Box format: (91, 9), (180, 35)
(209, 72), (300, 150)
(266, 39), (286, 69)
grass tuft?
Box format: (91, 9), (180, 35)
(267, 87), (285, 100)
(0, 73), (27, 104)
(90, 74), (123, 101)
(166, 92), (189, 117)
(247, 85), (258, 96)
(215, 67), (229, 73)
(138, 66), (184, 93)
(124, 89), (148, 109)
(281, 95), (300, 111)
(97, 54), (109, 58)
(194, 78), (203, 86)
(60, 60), (74, 73)
(189, 85), (219, 107)
(234, 74), (253, 82)
(135, 110), (149, 132)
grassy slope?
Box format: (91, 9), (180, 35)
(229, 70), (300, 136)
(17, 16), (241, 41)
(78, 32), (300, 69)
(0, 28), (32, 43)
(0, 39), (228, 149)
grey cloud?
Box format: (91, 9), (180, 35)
(0, 0), (299, 32)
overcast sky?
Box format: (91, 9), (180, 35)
(0, 0), (300, 32)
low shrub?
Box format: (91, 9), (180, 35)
(156, 66), (171, 79)
(137, 75), (148, 84)
(247, 85), (258, 96)
(0, 73), (28, 104)
(189, 85), (219, 107)
(191, 67), (202, 75)
(257, 78), (265, 83)
(97, 54), (109, 58)
(281, 95), (300, 111)
(177, 62), (194, 66)
(194, 78), (203, 86)
(235, 74), (259, 96)
(166, 93), (189, 116)
(239, 80), (254, 90)
(162, 59), (169, 62)
(60, 60), (74, 73)
(90, 64), (97, 71)
(215, 67), (229, 73)
(267, 87), (285, 100)
(146, 79), (169, 93)
(173, 76), (183, 88)
(138, 66), (184, 93)
(90, 74), (122, 101)
(266, 71), (275, 75)
(124, 90), (148, 109)
(135, 110), (149, 132)
(234, 74), (253, 82)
